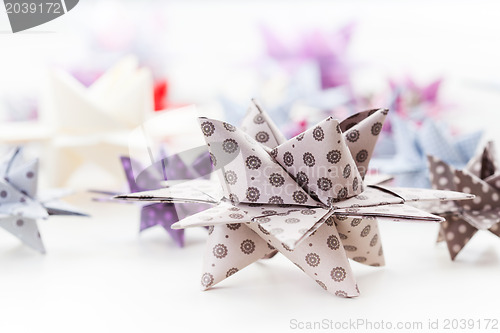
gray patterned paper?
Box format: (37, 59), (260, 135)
(122, 100), (474, 297)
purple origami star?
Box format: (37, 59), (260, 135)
(389, 77), (445, 122)
(120, 150), (212, 247)
(261, 23), (355, 90)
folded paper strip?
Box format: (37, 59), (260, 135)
(117, 100), (473, 297)
(118, 151), (212, 247)
(44, 57), (154, 186)
(0, 148), (87, 253)
(421, 141), (500, 260)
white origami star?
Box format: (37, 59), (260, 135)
(0, 57), (155, 187)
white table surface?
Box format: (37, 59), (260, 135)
(0, 192), (499, 333)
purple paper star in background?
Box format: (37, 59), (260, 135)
(388, 77), (446, 125)
(261, 23), (355, 90)
(120, 150), (212, 247)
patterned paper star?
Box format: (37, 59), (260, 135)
(219, 66), (351, 139)
(425, 141), (500, 260)
(119, 101), (472, 297)
(0, 148), (87, 253)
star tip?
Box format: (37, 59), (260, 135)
(345, 291), (360, 299)
(448, 250), (459, 261)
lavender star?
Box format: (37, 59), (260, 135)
(120, 150), (212, 247)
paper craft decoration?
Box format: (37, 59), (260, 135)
(425, 141), (500, 260)
(39, 56), (154, 187)
(388, 77), (446, 123)
(220, 24), (358, 137)
(117, 101), (473, 297)
(261, 23), (354, 90)
(117, 151), (212, 247)
(371, 114), (483, 188)
(0, 147), (87, 253)
(220, 65), (352, 138)
(0, 57), (159, 188)
(362, 77), (449, 158)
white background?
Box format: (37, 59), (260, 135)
(1, 1), (500, 332)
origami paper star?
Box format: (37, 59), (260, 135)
(361, 77), (450, 158)
(388, 77), (446, 122)
(0, 56), (159, 188)
(261, 23), (354, 90)
(425, 141), (500, 260)
(118, 151), (212, 247)
(118, 101), (472, 297)
(40, 56), (155, 187)
(0, 147), (87, 253)
(220, 66), (352, 138)
(0, 57), (157, 188)
(219, 24), (356, 135)
(371, 114), (483, 188)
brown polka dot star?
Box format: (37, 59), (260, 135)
(425, 141), (500, 260)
